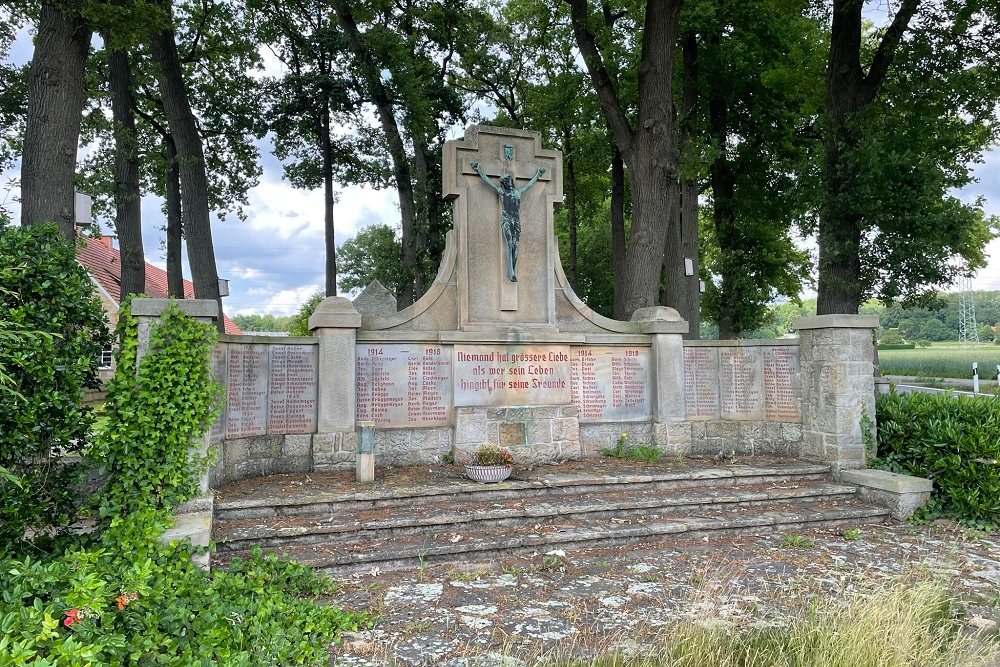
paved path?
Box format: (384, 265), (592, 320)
(323, 522), (1000, 666)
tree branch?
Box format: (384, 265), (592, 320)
(181, 0), (212, 64)
(566, 0), (633, 157)
(861, 0), (920, 103)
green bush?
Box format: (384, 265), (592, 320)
(0, 222), (110, 551)
(873, 390), (1000, 529)
(288, 291), (324, 337)
(0, 513), (367, 666)
(876, 343), (916, 350)
(93, 298), (222, 517)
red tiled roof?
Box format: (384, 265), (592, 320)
(77, 236), (242, 334)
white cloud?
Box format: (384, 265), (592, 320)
(241, 284), (322, 316)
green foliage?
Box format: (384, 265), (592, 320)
(603, 434), (663, 463)
(232, 312), (294, 333)
(878, 346), (1000, 380)
(288, 291), (325, 337)
(877, 343), (915, 350)
(0, 514), (367, 666)
(471, 444), (513, 467)
(336, 224), (408, 295)
(779, 534), (813, 549)
(0, 222), (110, 551)
(873, 390), (1000, 529)
(92, 298), (221, 517)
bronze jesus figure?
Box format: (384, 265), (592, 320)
(470, 161), (545, 282)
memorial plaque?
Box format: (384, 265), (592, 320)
(356, 344), (452, 426)
(226, 344), (269, 438)
(684, 347), (721, 420)
(209, 343), (228, 442)
(453, 344), (571, 407)
(267, 345), (318, 434)
(570, 346), (651, 422)
(763, 346), (801, 422)
(719, 347), (764, 420)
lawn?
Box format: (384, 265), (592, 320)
(878, 342), (1000, 379)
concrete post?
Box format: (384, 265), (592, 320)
(632, 307), (691, 454)
(793, 314), (878, 474)
(309, 297), (362, 470)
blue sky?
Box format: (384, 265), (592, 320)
(3, 24), (1000, 316)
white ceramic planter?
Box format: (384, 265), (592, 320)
(464, 464), (512, 484)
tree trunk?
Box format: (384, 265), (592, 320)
(321, 108), (338, 297)
(817, 0), (919, 314)
(610, 145), (627, 319)
(659, 182), (686, 325)
(571, 0), (683, 320)
(149, 14), (223, 330)
(563, 128), (578, 287)
(678, 29), (700, 338)
(107, 45), (145, 299)
(20, 3), (91, 240)
(411, 136), (431, 298)
(331, 0), (418, 309)
(164, 135), (185, 298)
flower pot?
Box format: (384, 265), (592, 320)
(464, 464), (512, 484)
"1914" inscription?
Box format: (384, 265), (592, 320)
(570, 346), (650, 422)
(356, 345), (452, 426)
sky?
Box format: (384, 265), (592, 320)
(3, 24), (1000, 317)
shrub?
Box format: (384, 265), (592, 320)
(288, 291), (324, 336)
(92, 298), (222, 518)
(873, 390), (1000, 529)
(471, 444), (513, 466)
(603, 433), (664, 463)
(0, 222), (110, 551)
(0, 514), (367, 666)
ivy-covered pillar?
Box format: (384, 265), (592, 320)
(131, 298), (219, 494)
(309, 297), (362, 470)
(793, 314), (878, 474)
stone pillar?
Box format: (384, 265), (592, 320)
(793, 315), (878, 474)
(131, 298), (219, 494)
(309, 297), (362, 470)
(632, 307), (691, 454)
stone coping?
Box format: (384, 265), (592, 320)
(218, 334), (318, 345)
(215, 462), (831, 510)
(840, 468), (933, 493)
(356, 331), (653, 346)
(684, 338), (799, 348)
(131, 297), (218, 319)
(793, 314), (879, 330)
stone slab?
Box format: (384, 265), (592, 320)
(570, 346), (651, 422)
(684, 347), (721, 420)
(356, 344), (452, 426)
(266, 345), (318, 434)
(453, 345), (571, 407)
(225, 344), (269, 438)
(763, 346), (801, 422)
(718, 347), (764, 421)
(793, 315), (879, 330)
(131, 297), (218, 319)
(840, 469), (933, 493)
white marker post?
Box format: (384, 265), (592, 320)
(973, 362), (980, 394)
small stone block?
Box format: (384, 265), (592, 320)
(499, 422), (526, 447)
(841, 468), (933, 520)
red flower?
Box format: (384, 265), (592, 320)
(64, 609), (81, 627)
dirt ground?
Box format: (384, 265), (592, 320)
(321, 521), (1000, 666)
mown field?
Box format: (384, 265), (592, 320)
(878, 342), (1000, 379)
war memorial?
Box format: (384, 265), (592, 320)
(134, 126), (930, 553)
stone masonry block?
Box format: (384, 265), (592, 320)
(552, 418), (578, 441)
(841, 469), (933, 520)
(526, 419), (553, 445)
(312, 433), (336, 455)
(282, 434), (312, 457)
(455, 413), (487, 444)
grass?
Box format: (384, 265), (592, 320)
(603, 434), (664, 463)
(878, 343), (1000, 380)
(541, 580), (998, 667)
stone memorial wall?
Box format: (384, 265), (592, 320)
(682, 341), (802, 457)
(209, 339), (319, 441)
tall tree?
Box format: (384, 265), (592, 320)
(149, 3), (222, 324)
(20, 3), (91, 240)
(568, 0), (687, 320)
(816, 0), (1000, 313)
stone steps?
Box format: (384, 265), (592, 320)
(213, 500), (888, 574)
(213, 482), (859, 553)
(211, 461), (892, 573)
(213, 462), (832, 520)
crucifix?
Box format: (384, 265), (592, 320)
(468, 143), (546, 311)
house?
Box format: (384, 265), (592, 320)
(77, 234), (241, 381)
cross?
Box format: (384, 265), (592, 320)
(463, 144), (551, 311)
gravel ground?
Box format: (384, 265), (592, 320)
(321, 521), (1000, 666)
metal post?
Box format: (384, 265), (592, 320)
(973, 362), (980, 394)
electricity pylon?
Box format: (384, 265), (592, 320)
(958, 276), (980, 345)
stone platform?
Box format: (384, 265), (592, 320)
(211, 457), (890, 574)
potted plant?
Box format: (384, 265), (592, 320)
(465, 444), (513, 483)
